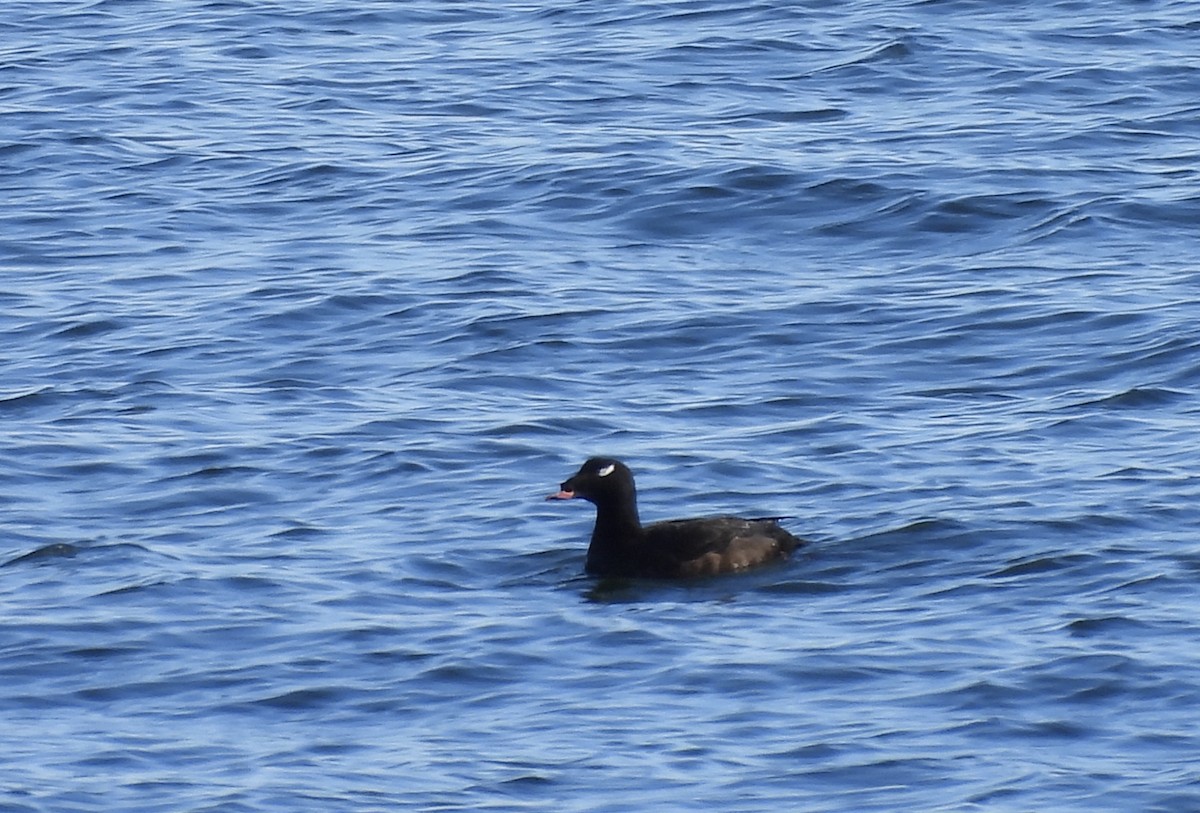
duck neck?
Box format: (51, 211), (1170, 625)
(589, 490), (642, 552)
(595, 499), (640, 539)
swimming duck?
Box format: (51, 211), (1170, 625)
(547, 457), (803, 578)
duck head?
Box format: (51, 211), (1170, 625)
(546, 457), (634, 505)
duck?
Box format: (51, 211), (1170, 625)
(546, 457), (804, 578)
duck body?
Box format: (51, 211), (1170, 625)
(547, 457), (803, 579)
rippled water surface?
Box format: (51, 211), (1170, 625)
(4, 1), (1200, 810)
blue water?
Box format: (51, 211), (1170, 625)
(3, 1), (1200, 810)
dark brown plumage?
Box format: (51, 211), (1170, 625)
(546, 457), (804, 579)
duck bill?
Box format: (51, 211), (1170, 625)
(545, 489), (576, 501)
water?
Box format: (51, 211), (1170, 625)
(3, 1), (1200, 810)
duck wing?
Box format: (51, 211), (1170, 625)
(640, 516), (801, 577)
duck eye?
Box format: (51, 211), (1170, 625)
(597, 463), (615, 477)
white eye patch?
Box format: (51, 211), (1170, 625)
(597, 463), (615, 477)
